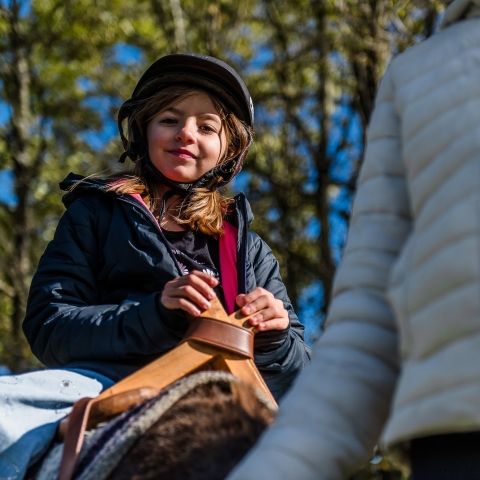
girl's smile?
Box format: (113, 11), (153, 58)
(167, 148), (198, 160)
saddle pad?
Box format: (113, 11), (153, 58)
(34, 371), (275, 480)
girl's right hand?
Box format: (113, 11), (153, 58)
(160, 270), (219, 317)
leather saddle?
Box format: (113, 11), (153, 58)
(57, 297), (277, 480)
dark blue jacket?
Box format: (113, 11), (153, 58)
(23, 173), (310, 399)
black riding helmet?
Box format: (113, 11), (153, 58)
(117, 53), (254, 193)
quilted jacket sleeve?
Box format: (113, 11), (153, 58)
(23, 195), (184, 367)
(248, 233), (311, 400)
(229, 64), (412, 480)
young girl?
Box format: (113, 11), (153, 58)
(0, 53), (310, 478)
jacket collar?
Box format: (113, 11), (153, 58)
(440, 0), (480, 29)
(233, 192), (254, 226)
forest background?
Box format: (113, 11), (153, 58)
(0, 1), (446, 478)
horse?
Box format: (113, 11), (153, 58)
(32, 371), (276, 480)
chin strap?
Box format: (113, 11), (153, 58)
(157, 189), (178, 224)
(143, 159), (193, 196)
(141, 156), (241, 195)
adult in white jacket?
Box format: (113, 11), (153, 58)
(230, 0), (480, 478)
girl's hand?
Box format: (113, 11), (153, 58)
(236, 288), (289, 331)
(161, 270), (219, 317)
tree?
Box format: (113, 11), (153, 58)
(236, 0), (445, 340)
(0, 0), (446, 370)
(0, 0), (448, 477)
(0, 0), (158, 369)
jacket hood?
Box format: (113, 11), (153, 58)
(59, 172), (110, 207)
(440, 0), (480, 29)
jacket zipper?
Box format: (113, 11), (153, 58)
(235, 194), (249, 294)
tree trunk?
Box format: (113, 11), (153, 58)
(5, 1), (36, 369)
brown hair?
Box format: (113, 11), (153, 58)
(107, 85), (253, 236)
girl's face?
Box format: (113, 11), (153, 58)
(146, 91), (227, 183)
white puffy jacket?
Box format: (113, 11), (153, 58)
(229, 1), (480, 478)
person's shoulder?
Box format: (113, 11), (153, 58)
(59, 172), (113, 209)
(228, 193), (273, 254)
(246, 230), (275, 266)
(230, 192), (254, 224)
(389, 14), (479, 81)
(57, 175), (117, 228)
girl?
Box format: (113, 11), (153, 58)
(0, 53), (310, 478)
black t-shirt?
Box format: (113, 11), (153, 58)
(162, 229), (225, 304)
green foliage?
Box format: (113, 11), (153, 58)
(0, 0), (447, 477)
(0, 0), (445, 360)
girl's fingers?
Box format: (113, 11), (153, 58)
(248, 307), (289, 331)
(162, 293), (208, 316)
(238, 288), (272, 316)
(235, 293), (247, 307)
(180, 271), (218, 299)
(168, 284), (212, 311)
(236, 288), (289, 331)
(254, 317), (289, 331)
(189, 270), (219, 287)
(175, 297), (204, 316)
(161, 271), (218, 315)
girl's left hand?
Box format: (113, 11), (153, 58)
(235, 288), (289, 331)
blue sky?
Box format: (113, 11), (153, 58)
(0, 96), (15, 205)
(0, 170), (15, 206)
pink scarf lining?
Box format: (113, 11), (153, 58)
(218, 221), (238, 314)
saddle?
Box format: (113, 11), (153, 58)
(57, 297), (277, 480)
